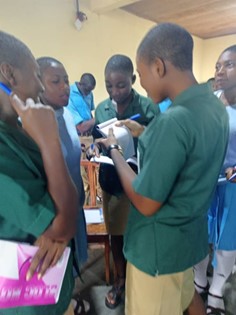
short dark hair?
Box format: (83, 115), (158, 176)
(0, 31), (33, 68)
(105, 54), (134, 76)
(137, 23), (193, 71)
(80, 73), (96, 87)
(222, 45), (236, 55)
(37, 56), (62, 73)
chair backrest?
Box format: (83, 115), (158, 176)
(80, 160), (99, 207)
(80, 160), (111, 284)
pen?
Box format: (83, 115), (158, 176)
(0, 82), (11, 95)
(129, 113), (141, 121)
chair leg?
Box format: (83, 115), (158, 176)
(104, 236), (110, 285)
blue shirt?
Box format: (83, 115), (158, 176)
(67, 82), (95, 125)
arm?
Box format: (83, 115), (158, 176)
(110, 148), (162, 216)
(11, 96), (78, 239)
(76, 117), (95, 134)
(98, 128), (162, 216)
(10, 95), (77, 277)
(39, 139), (77, 241)
(68, 94), (95, 134)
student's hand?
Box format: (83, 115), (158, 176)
(26, 234), (68, 281)
(225, 166), (236, 183)
(86, 143), (101, 160)
(10, 94), (60, 150)
(97, 128), (118, 150)
(116, 119), (145, 137)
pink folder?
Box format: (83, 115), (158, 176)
(0, 240), (70, 308)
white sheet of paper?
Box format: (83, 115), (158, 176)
(90, 155), (114, 165)
(90, 156), (137, 167)
(96, 118), (135, 159)
(0, 240), (19, 279)
(84, 208), (104, 224)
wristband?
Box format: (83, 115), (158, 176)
(107, 144), (123, 157)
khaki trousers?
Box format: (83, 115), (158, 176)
(125, 263), (195, 315)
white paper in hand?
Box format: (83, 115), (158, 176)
(96, 118), (135, 159)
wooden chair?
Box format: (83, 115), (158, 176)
(81, 159), (111, 284)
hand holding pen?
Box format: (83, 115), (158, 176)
(115, 113), (145, 138)
(88, 113), (144, 157)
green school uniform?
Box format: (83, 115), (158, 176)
(94, 90), (156, 234)
(95, 89), (156, 151)
(0, 121), (74, 315)
(124, 83), (229, 276)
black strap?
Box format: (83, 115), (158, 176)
(71, 238), (83, 282)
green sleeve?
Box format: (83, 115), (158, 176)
(0, 143), (55, 237)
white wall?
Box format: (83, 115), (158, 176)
(0, 0), (235, 103)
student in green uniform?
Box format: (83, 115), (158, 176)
(93, 54), (156, 309)
(0, 31), (77, 315)
(97, 23), (229, 315)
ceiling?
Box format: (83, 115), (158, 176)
(121, 0), (236, 39)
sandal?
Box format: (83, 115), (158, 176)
(105, 282), (125, 309)
(207, 292), (225, 315)
(194, 281), (209, 302)
(72, 297), (90, 315)
(207, 306), (225, 315)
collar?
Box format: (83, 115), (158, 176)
(104, 89), (137, 111)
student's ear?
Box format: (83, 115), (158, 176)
(154, 58), (166, 78)
(0, 62), (16, 87)
(132, 74), (136, 84)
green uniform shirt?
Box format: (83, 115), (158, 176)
(124, 83), (229, 276)
(0, 121), (74, 315)
(94, 89), (156, 150)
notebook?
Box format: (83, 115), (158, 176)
(96, 118), (135, 159)
(0, 240), (70, 308)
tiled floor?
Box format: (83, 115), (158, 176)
(74, 245), (124, 315)
(75, 246), (236, 315)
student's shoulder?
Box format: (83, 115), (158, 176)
(69, 82), (82, 97)
(95, 98), (111, 111)
(69, 82), (77, 92)
(155, 105), (189, 133)
(133, 90), (153, 105)
(132, 90), (157, 118)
